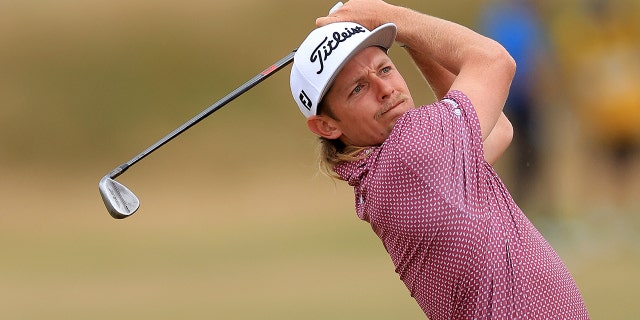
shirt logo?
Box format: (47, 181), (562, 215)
(310, 26), (366, 74)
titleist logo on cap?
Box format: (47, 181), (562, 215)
(310, 26), (366, 74)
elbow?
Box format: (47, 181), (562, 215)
(472, 38), (516, 83)
(502, 46), (517, 79)
(461, 38), (517, 97)
(487, 40), (517, 81)
(481, 41), (517, 110)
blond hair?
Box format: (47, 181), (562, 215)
(317, 137), (368, 179)
(315, 92), (369, 179)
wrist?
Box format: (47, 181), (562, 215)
(384, 6), (424, 47)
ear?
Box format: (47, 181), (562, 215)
(306, 115), (342, 140)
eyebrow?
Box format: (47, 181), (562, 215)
(347, 56), (391, 88)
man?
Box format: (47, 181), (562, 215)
(289, 0), (589, 319)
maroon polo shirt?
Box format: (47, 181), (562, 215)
(335, 91), (588, 319)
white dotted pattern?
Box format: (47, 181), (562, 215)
(335, 91), (589, 319)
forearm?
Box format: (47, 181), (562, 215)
(403, 47), (456, 101)
(325, 2), (502, 77)
(389, 7), (489, 76)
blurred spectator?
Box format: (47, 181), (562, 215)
(548, 0), (640, 211)
(479, 0), (549, 207)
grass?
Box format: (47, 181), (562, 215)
(0, 165), (426, 319)
(1, 162), (639, 319)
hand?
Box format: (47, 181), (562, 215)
(316, 0), (394, 31)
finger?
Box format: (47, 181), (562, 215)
(316, 16), (341, 27)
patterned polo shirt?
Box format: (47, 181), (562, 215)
(334, 90), (589, 319)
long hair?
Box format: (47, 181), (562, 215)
(317, 137), (368, 179)
(315, 98), (368, 179)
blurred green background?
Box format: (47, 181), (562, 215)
(1, 0), (639, 318)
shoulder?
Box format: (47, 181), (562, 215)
(389, 90), (479, 137)
(379, 90), (483, 162)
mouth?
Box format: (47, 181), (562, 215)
(376, 98), (405, 119)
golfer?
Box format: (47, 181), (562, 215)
(290, 0), (589, 319)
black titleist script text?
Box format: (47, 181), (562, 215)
(310, 26), (366, 74)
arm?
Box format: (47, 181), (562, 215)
(483, 113), (513, 165)
(396, 43), (513, 164)
(317, 0), (516, 141)
(406, 40), (514, 164)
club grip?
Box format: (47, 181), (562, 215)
(329, 2), (343, 14)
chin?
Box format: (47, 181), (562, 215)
(389, 107), (408, 121)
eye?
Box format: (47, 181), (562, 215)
(352, 84), (364, 95)
(380, 66), (392, 74)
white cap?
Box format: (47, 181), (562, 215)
(290, 22), (397, 118)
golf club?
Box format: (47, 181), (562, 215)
(99, 2), (344, 219)
(99, 50), (295, 219)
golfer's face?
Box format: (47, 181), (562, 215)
(324, 47), (414, 147)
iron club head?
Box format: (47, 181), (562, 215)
(99, 176), (140, 219)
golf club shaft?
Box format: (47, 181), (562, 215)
(108, 49), (296, 179)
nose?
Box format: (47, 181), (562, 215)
(372, 75), (394, 101)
